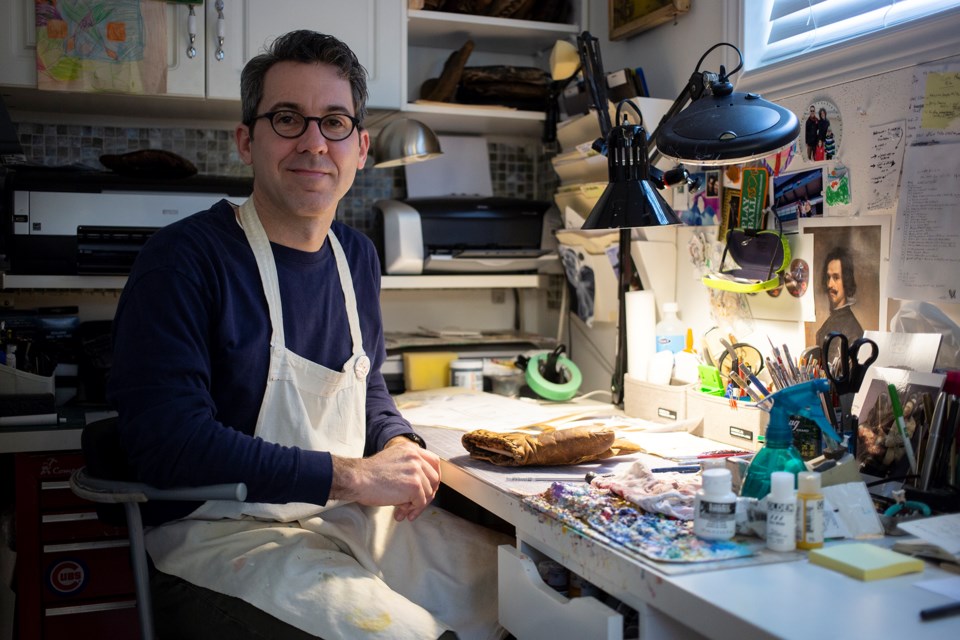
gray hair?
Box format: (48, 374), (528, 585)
(240, 30), (368, 135)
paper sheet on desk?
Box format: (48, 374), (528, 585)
(396, 390), (625, 432)
(396, 390), (693, 434)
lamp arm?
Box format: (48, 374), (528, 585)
(576, 32), (613, 154)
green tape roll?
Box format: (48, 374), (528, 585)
(525, 353), (582, 402)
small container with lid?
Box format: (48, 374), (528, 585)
(450, 358), (483, 391)
(797, 471), (824, 549)
(693, 467), (737, 540)
(766, 471), (797, 552)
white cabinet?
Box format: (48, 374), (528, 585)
(402, 2), (588, 136)
(205, 0), (403, 110)
(0, 0), (206, 97)
(0, 0), (35, 88)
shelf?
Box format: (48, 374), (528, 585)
(407, 10), (580, 54)
(382, 274), (546, 289)
(2, 273), (547, 291)
(1, 274), (128, 290)
(400, 101), (545, 136)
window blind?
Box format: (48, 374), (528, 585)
(759, 0), (960, 66)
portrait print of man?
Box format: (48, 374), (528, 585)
(804, 222), (884, 360)
(815, 246), (863, 348)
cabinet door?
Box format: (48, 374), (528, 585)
(0, 0), (36, 88)
(205, 0), (402, 110)
(0, 0), (204, 96)
(165, 1), (206, 97)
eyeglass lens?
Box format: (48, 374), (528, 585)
(270, 111), (356, 140)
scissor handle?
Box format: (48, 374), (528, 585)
(822, 332), (850, 384)
(846, 337), (878, 388)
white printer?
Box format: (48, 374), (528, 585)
(373, 196), (555, 274)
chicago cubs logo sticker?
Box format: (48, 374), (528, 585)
(47, 559), (87, 595)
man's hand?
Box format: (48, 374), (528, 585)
(330, 437), (441, 521)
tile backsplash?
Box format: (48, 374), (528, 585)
(15, 122), (557, 237)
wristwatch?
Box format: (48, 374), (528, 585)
(397, 432), (427, 449)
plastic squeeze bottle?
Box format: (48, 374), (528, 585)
(739, 378), (838, 499)
(797, 471), (825, 550)
(693, 468), (737, 540)
(766, 471), (797, 552)
(655, 302), (685, 354)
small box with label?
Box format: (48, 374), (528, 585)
(686, 390), (769, 451)
(623, 374), (692, 422)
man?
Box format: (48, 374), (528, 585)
(815, 246), (864, 354)
(108, 31), (504, 640)
(804, 105), (819, 161)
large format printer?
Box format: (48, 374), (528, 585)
(1, 168), (251, 275)
(373, 197), (556, 274)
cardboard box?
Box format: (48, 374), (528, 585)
(623, 374), (692, 422)
(686, 390), (769, 451)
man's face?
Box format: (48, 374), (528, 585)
(825, 258), (846, 308)
(235, 60), (369, 225)
(809, 107), (816, 119)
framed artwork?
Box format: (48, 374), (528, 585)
(609, 0), (691, 41)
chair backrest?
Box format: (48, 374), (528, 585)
(81, 416), (137, 524)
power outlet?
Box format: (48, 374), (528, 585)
(491, 289), (506, 304)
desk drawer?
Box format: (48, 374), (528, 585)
(498, 545), (622, 640)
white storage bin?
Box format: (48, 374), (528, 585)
(498, 545), (623, 640)
(624, 374), (692, 422)
(686, 390), (769, 451)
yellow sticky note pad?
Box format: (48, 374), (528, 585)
(808, 543), (925, 581)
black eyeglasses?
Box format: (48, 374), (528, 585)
(250, 110), (360, 141)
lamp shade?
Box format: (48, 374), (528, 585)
(656, 88), (800, 166)
(373, 118), (443, 168)
(582, 122), (682, 230)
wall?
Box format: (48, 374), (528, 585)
(575, 1), (960, 378)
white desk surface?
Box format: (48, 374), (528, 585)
(418, 425), (960, 640)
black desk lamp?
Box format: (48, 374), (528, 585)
(568, 34), (800, 406)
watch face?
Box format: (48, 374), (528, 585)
(804, 99), (842, 163)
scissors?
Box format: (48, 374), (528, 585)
(822, 332), (879, 395)
(822, 332), (879, 447)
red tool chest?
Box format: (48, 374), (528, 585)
(15, 451), (139, 639)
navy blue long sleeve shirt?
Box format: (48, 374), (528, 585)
(107, 199), (415, 523)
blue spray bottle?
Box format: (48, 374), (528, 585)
(739, 379), (839, 499)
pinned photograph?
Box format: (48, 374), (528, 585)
(773, 168), (824, 233)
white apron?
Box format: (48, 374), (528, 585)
(145, 199), (505, 640)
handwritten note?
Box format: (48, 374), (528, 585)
(887, 143), (960, 302)
(866, 121), (906, 211)
(907, 63), (960, 145)
(922, 72), (960, 130)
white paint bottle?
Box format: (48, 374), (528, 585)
(766, 471), (797, 552)
(693, 468), (737, 540)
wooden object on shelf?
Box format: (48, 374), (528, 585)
(421, 39), (475, 102)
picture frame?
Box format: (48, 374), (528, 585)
(609, 0), (691, 41)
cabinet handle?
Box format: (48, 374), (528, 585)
(215, 0), (226, 61)
(186, 5), (197, 59)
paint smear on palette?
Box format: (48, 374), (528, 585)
(523, 482), (752, 563)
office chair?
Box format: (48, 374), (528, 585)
(70, 417), (247, 640)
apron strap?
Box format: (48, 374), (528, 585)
(238, 198), (285, 348)
(326, 231), (364, 359)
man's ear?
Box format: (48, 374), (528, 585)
(236, 123), (253, 166)
(356, 127), (370, 170)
